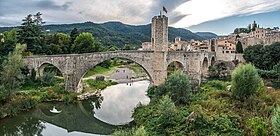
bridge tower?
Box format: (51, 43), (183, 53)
(151, 14), (168, 52)
(150, 14), (169, 86)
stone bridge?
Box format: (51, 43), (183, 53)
(24, 50), (216, 92)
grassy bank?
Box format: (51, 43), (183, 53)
(84, 66), (117, 78)
(0, 77), (78, 119)
(83, 79), (118, 92)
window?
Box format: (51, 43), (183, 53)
(222, 51), (224, 53)
(226, 51), (229, 53)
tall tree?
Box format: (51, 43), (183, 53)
(72, 32), (95, 53)
(18, 12), (45, 54)
(70, 28), (79, 43)
(1, 44), (26, 99)
(236, 41), (243, 53)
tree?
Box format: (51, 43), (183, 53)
(72, 32), (95, 53)
(0, 29), (18, 56)
(148, 71), (192, 104)
(123, 44), (134, 50)
(18, 12), (45, 54)
(236, 41), (243, 53)
(0, 44), (26, 99)
(45, 33), (71, 54)
(231, 64), (264, 100)
(244, 43), (280, 70)
(272, 106), (280, 136)
(70, 28), (79, 43)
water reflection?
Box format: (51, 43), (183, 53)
(94, 80), (150, 125)
(0, 80), (150, 135)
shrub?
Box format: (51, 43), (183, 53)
(247, 117), (267, 136)
(202, 80), (230, 91)
(257, 69), (279, 79)
(149, 71), (192, 104)
(0, 85), (8, 104)
(112, 127), (147, 136)
(232, 64), (264, 100)
(40, 71), (56, 86)
(272, 106), (280, 136)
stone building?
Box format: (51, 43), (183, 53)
(141, 42), (152, 51)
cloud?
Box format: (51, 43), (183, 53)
(172, 0), (280, 28)
(0, 0), (158, 26)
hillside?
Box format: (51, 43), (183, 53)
(195, 32), (218, 39)
(0, 21), (206, 47)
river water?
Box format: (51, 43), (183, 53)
(0, 80), (150, 136)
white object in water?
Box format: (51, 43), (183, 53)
(50, 106), (62, 113)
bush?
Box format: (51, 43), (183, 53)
(40, 71), (56, 86)
(272, 106), (280, 136)
(257, 69), (279, 79)
(202, 80), (230, 91)
(0, 85), (8, 104)
(113, 126), (147, 136)
(247, 117), (267, 136)
(148, 71), (192, 104)
(232, 64), (264, 100)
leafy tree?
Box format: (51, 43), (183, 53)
(148, 71), (192, 105)
(0, 29), (18, 56)
(123, 44), (134, 50)
(72, 32), (95, 53)
(70, 28), (80, 43)
(231, 64), (264, 100)
(0, 44), (26, 99)
(40, 71), (56, 86)
(272, 106), (280, 136)
(18, 13), (45, 54)
(108, 46), (119, 51)
(244, 43), (280, 70)
(45, 33), (71, 54)
(236, 41), (243, 53)
(0, 29), (18, 71)
(151, 95), (177, 135)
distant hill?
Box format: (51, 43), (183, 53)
(195, 32), (218, 39)
(0, 21), (208, 47)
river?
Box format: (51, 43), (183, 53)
(0, 80), (150, 136)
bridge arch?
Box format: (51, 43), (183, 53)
(36, 62), (64, 79)
(75, 54), (155, 92)
(202, 57), (208, 77)
(210, 56), (216, 66)
(167, 60), (187, 75)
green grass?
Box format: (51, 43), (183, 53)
(84, 66), (117, 78)
(83, 79), (118, 92)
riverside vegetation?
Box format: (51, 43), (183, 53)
(113, 63), (280, 135)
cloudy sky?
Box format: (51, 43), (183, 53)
(0, 0), (280, 34)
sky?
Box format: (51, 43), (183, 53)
(0, 0), (280, 35)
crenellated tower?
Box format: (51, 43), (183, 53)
(151, 14), (168, 52)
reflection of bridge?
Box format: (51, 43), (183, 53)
(24, 14), (216, 92)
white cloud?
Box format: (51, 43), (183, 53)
(65, 0), (157, 24)
(172, 0), (280, 28)
(0, 0), (158, 26)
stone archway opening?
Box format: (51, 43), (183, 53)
(202, 57), (208, 77)
(167, 61), (184, 75)
(79, 57), (152, 93)
(36, 63), (65, 88)
(211, 57), (216, 66)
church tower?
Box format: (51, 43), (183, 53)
(151, 14), (168, 52)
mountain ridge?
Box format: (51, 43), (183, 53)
(0, 21), (217, 47)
